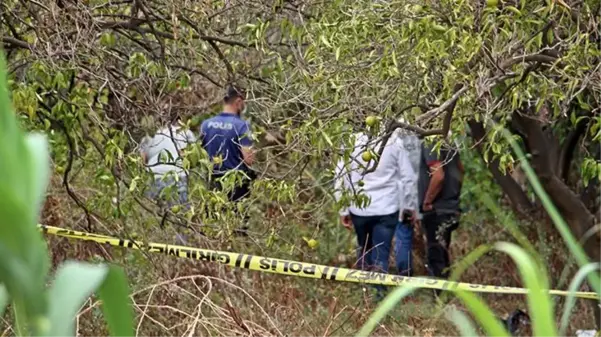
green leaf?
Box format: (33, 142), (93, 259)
(0, 252), (39, 334)
(495, 242), (557, 336)
(455, 290), (510, 336)
(47, 262), (109, 336)
(0, 81), (44, 278)
(97, 266), (134, 336)
(0, 284), (8, 317)
(356, 286), (416, 336)
(24, 133), (50, 228)
(320, 35), (333, 48)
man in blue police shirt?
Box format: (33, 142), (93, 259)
(201, 86), (255, 228)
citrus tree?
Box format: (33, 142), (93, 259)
(249, 0), (601, 262)
(2, 0), (599, 324)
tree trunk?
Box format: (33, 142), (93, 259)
(470, 111), (600, 327)
(467, 119), (535, 216)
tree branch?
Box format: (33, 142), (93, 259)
(97, 20), (251, 47)
(499, 54), (558, 69)
(467, 119), (534, 215)
(511, 109), (599, 263)
(415, 85), (469, 125)
(441, 83), (464, 138)
(2, 36), (32, 50)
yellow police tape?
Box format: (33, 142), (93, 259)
(38, 224), (599, 300)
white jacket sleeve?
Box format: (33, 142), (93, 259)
(397, 135), (418, 212)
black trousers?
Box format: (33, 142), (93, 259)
(422, 212), (459, 279)
(210, 174), (252, 202)
(210, 173), (253, 228)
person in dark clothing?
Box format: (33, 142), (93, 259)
(200, 86), (255, 233)
(418, 140), (464, 279)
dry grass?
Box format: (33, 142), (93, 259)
(1, 179), (596, 336)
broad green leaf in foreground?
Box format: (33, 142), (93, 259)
(46, 261), (134, 336)
(47, 262), (109, 336)
(97, 266), (134, 336)
(24, 133), (50, 229)
(0, 53), (50, 329)
(23, 133), (52, 312)
(0, 244), (43, 330)
(495, 242), (557, 336)
(0, 284), (8, 317)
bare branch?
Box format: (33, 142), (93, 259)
(415, 85), (469, 124)
(2, 36), (32, 50)
(499, 54), (558, 69)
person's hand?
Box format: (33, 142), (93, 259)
(408, 209), (417, 221)
(423, 202), (433, 212)
(340, 215), (352, 230)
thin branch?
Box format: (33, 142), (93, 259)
(97, 20), (251, 47)
(2, 36), (32, 50)
(441, 83), (464, 138)
(415, 85), (469, 124)
(499, 54), (558, 69)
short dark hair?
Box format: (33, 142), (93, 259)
(224, 85), (245, 103)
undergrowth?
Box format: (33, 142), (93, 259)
(1, 173), (595, 336)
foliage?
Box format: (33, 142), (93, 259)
(0, 53), (133, 336)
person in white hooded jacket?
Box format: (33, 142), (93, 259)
(393, 123), (421, 277)
(334, 124), (417, 298)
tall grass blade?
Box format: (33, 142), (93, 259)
(559, 263), (600, 335)
(97, 266), (134, 336)
(0, 285), (7, 316)
(478, 192), (536, 257)
(495, 242), (557, 336)
(449, 244), (491, 283)
(356, 286), (415, 337)
(455, 290), (510, 336)
(446, 308), (479, 336)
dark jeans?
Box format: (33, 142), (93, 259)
(147, 175), (189, 208)
(350, 211), (398, 299)
(210, 172), (253, 233)
(210, 174), (251, 202)
(423, 212), (459, 279)
(395, 221), (413, 276)
(146, 175), (190, 244)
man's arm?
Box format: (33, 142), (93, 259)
(239, 121), (255, 166)
(422, 146), (445, 211)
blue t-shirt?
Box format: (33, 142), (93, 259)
(200, 113), (252, 174)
